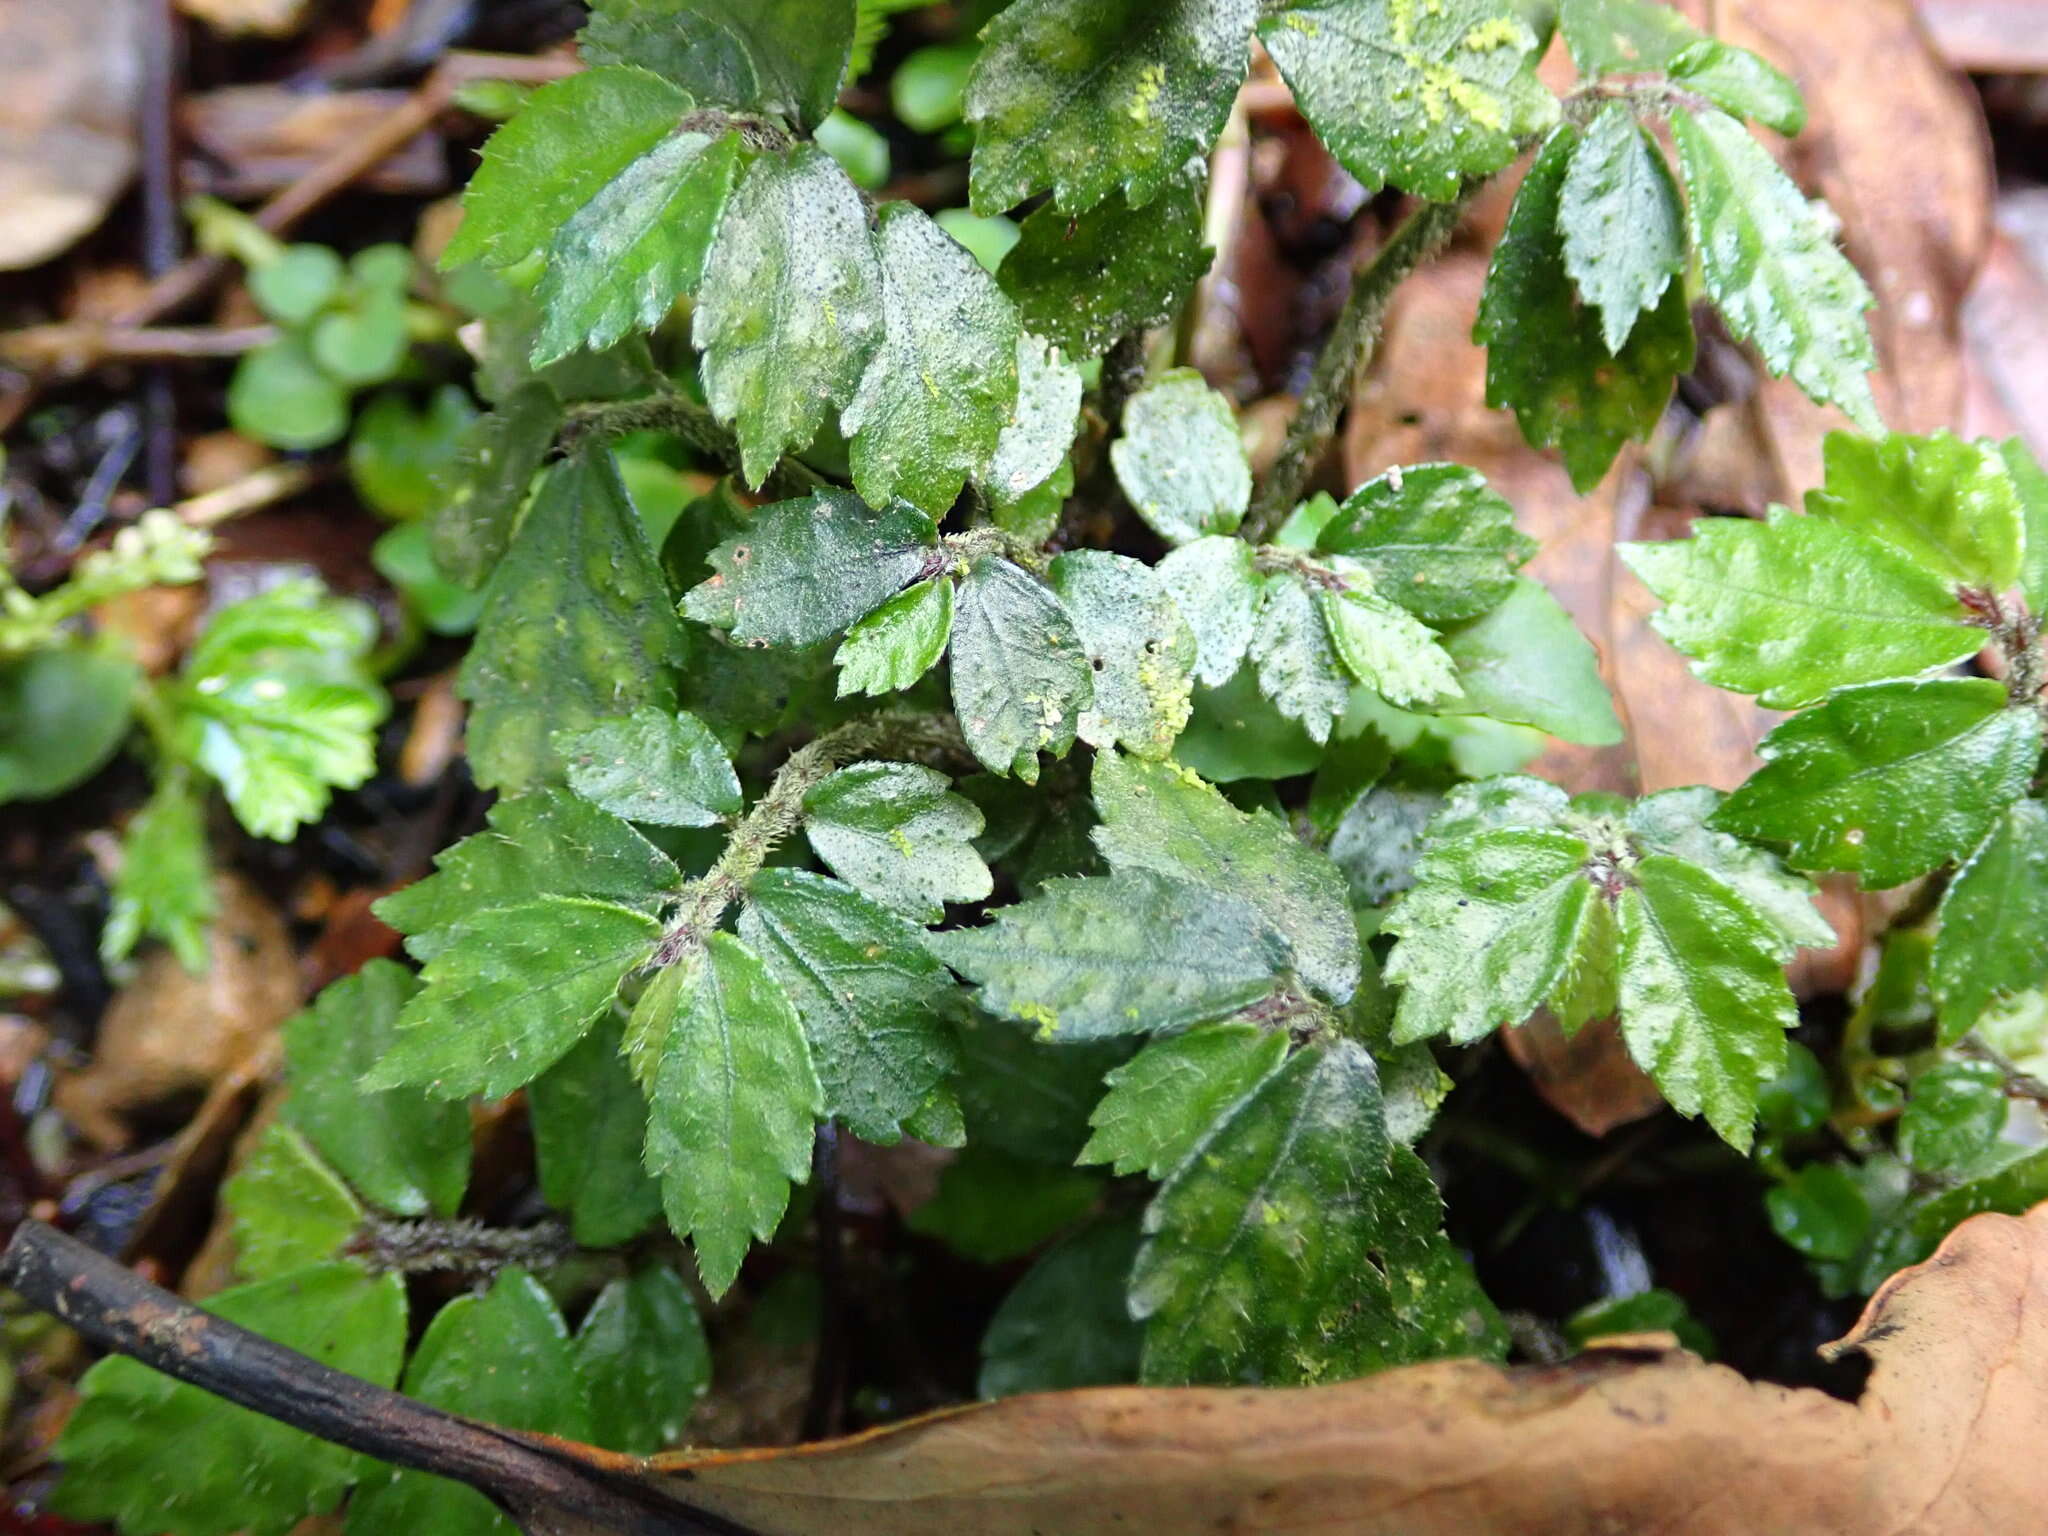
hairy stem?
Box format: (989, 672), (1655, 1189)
(1243, 187), (1481, 541)
(348, 1215), (575, 1277)
(562, 394), (824, 500)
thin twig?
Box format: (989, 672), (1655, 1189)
(175, 461), (316, 528)
(1242, 185), (1483, 540)
(0, 324), (279, 371)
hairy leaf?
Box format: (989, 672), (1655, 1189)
(530, 1017), (663, 1247)
(1109, 370), (1251, 543)
(1318, 579), (1463, 709)
(998, 185), (1211, 356)
(949, 558), (1094, 782)
(1804, 429), (2026, 592)
(1080, 1023), (1288, 1178)
(804, 761), (993, 922)
(1249, 571), (1351, 742)
(557, 707), (741, 828)
(1558, 103), (1686, 354)
(835, 578), (954, 698)
(1315, 462), (1533, 622)
(982, 333), (1083, 514)
(1050, 550), (1198, 757)
(431, 381), (560, 590)
(1932, 801), (2048, 1040)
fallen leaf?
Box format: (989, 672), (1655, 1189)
(183, 88), (446, 200)
(0, 0), (141, 271)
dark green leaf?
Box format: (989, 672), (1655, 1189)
(905, 1145), (1102, 1263)
(803, 762), (992, 922)
(1315, 462), (1533, 622)
(1932, 801), (2048, 1040)
(1765, 1162), (1870, 1262)
(557, 707), (741, 827)
(580, 0), (857, 129)
(0, 646), (135, 802)
(1756, 1040), (1831, 1142)
(575, 1266), (710, 1455)
(224, 1125), (362, 1281)
(1109, 370), (1250, 543)
(430, 381), (560, 590)
(1898, 1060), (2007, 1174)
(1049, 550), (1198, 757)
(1079, 1022), (1288, 1177)
(835, 577), (954, 698)
(101, 771), (214, 972)
(949, 1005), (1134, 1164)
(1624, 786), (1836, 953)
(998, 185), (1211, 356)
(1711, 679), (2040, 888)
(1862, 1143), (2048, 1286)
(1558, 103), (1685, 354)
(1667, 39), (1805, 135)
(529, 1016), (662, 1246)
(949, 558), (1094, 782)
(979, 1216), (1144, 1397)
(1804, 429), (2025, 592)
(1435, 577), (1624, 743)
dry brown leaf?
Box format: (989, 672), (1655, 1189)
(0, 0), (142, 271)
(183, 88), (446, 200)
(619, 1202), (2048, 1536)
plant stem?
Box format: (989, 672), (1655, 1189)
(1243, 186), (1481, 541)
(348, 1215), (575, 1278)
(562, 393), (824, 500)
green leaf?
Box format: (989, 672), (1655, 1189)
(1436, 577), (1624, 743)
(1558, 0), (1699, 75)
(696, 147), (883, 486)
(1328, 780), (1442, 906)
(803, 762), (993, 922)
(740, 868), (958, 1142)
(430, 381), (560, 590)
(228, 340), (350, 450)
(1862, 1142), (2048, 1286)
(1249, 571), (1350, 741)
(101, 771), (214, 972)
(529, 1016), (663, 1246)
(580, 0), (857, 129)
(533, 127), (742, 364)
(249, 243), (343, 325)
(636, 934), (821, 1297)
(1314, 462), (1534, 622)
(1558, 103), (1685, 354)
(998, 184), (1211, 357)
(224, 1125), (362, 1281)
(1624, 787), (1836, 953)
(1478, 125), (1695, 492)
(367, 897), (661, 1099)
(1619, 508), (1981, 708)
(835, 576), (954, 697)
(979, 1216), (1144, 1397)
(0, 646), (136, 802)
(310, 286), (407, 386)
(55, 1266), (406, 1536)
(1804, 429), (2026, 592)
(1932, 801), (2048, 1040)
(557, 707), (741, 828)
(931, 870), (1291, 1040)
(349, 385), (477, 521)
(949, 558), (1094, 782)
(1133, 1038), (1501, 1385)
(1317, 579), (1463, 709)
(2002, 436), (2048, 611)
(982, 333), (1083, 511)
(1756, 1039), (1831, 1142)
(1050, 550), (1198, 757)
(1093, 751), (1362, 1003)
(893, 41), (975, 130)
(1667, 39), (1805, 136)
(964, 0), (1254, 215)
(1711, 679), (2041, 888)
(1671, 108), (1878, 429)
(459, 450), (688, 793)
(906, 1145), (1102, 1262)
(1260, 0), (1555, 202)
(372, 521), (484, 636)
(1766, 1162), (1871, 1263)
(575, 1266), (710, 1455)
(1109, 369), (1251, 543)
(281, 960), (470, 1218)
(375, 788), (679, 962)
(1175, 666), (1327, 782)
(1383, 827), (1594, 1043)
(346, 1271), (590, 1536)
(1898, 1060), (2007, 1174)
(843, 202), (1021, 515)
(1157, 535), (1264, 689)
(683, 488), (936, 646)
(1080, 1022), (1288, 1177)
(1618, 853), (1798, 1151)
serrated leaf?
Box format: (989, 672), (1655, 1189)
(1109, 370), (1250, 543)
(1260, 0), (1555, 202)
(529, 1016), (663, 1247)
(1620, 507), (1981, 708)
(636, 934), (821, 1297)
(575, 1266), (710, 1455)
(964, 0), (1254, 215)
(696, 147), (883, 485)
(1315, 462), (1533, 622)
(1093, 751), (1362, 1003)
(803, 762), (992, 922)
(1479, 125), (1694, 491)
(1619, 853), (1798, 1151)
(740, 868), (958, 1142)
(1317, 580), (1463, 709)
(557, 706), (741, 827)
(684, 487), (936, 646)
(346, 1271), (589, 1536)
(1384, 827), (1595, 1043)
(931, 870), (1291, 1040)
(1559, 103), (1686, 354)
(1667, 39), (1805, 136)
(1249, 571), (1350, 741)
(1133, 1037), (1501, 1385)
(281, 961), (470, 1218)
(533, 127), (742, 364)
(1625, 787), (1835, 954)
(981, 332), (1083, 510)
(1158, 535), (1264, 689)
(1805, 429), (2026, 592)
(1080, 1022), (1288, 1178)
(375, 788), (679, 963)
(367, 896), (661, 1099)
(979, 1216), (1145, 1397)
(2002, 436), (2048, 611)
(835, 576), (954, 698)
(1711, 679), (2040, 888)
(998, 184), (1211, 356)
(1557, 0), (1699, 75)
(1049, 550), (1197, 757)
(1898, 1060), (2007, 1174)
(580, 0), (856, 129)
(430, 381), (560, 590)
(459, 450), (688, 793)
(905, 1145), (1102, 1263)
(842, 202), (1021, 514)
(949, 558), (1094, 782)
(55, 1266), (405, 1536)
(102, 771), (214, 972)
(1435, 577), (1624, 743)
(1671, 108), (1878, 429)
(1932, 800), (2048, 1040)
(224, 1124), (362, 1281)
